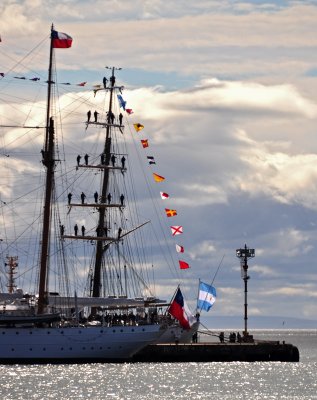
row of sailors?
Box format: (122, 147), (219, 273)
(76, 153), (126, 168)
(86, 110), (123, 125)
(219, 331), (242, 343)
(72, 311), (158, 326)
(67, 192), (124, 205)
(60, 224), (123, 239)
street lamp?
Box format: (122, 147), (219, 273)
(236, 244), (255, 338)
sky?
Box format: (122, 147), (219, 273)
(1, 0), (317, 328)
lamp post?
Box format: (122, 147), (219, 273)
(236, 244), (255, 338)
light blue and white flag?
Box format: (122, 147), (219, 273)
(117, 94), (126, 110)
(197, 281), (217, 312)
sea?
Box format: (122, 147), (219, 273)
(0, 330), (316, 400)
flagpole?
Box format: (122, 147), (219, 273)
(196, 278), (201, 314)
(210, 254), (225, 286)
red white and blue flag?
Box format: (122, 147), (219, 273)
(168, 288), (196, 330)
(52, 30), (73, 48)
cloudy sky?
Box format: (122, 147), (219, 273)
(1, 0), (317, 328)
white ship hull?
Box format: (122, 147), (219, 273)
(157, 321), (200, 344)
(0, 324), (164, 363)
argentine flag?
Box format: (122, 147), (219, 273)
(197, 281), (217, 312)
(117, 94), (127, 110)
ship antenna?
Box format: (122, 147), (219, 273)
(236, 244), (255, 338)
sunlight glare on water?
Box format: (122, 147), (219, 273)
(0, 331), (316, 400)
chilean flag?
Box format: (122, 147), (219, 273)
(52, 30), (73, 48)
(168, 288), (196, 330)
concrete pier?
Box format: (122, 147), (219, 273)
(132, 341), (300, 362)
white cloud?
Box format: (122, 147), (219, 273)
(129, 79), (317, 120)
(257, 228), (313, 257)
(235, 132), (317, 210)
(189, 240), (217, 260)
(264, 284), (317, 298)
(247, 264), (279, 277)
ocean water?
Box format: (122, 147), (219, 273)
(0, 330), (316, 400)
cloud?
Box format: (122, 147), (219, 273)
(257, 228), (313, 258)
(125, 80), (317, 214)
(235, 135), (317, 210)
(189, 240), (217, 261)
(244, 264), (279, 277)
(128, 79), (317, 120)
(264, 284), (317, 298)
(2, 2), (317, 80)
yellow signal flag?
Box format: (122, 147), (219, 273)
(133, 123), (144, 132)
(165, 208), (177, 217)
(153, 173), (165, 182)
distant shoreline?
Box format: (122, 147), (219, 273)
(200, 315), (317, 330)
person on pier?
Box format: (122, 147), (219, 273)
(107, 193), (112, 204)
(119, 112), (123, 126)
(84, 153), (89, 165)
(229, 332), (236, 343)
(94, 110), (99, 122)
(94, 191), (98, 203)
(81, 225), (85, 236)
(74, 224), (78, 236)
(87, 110), (91, 123)
(120, 194), (125, 206)
(77, 155), (81, 166)
(60, 224), (65, 236)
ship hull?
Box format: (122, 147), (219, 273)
(0, 324), (164, 364)
(157, 321), (200, 344)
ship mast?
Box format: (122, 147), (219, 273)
(38, 25), (56, 314)
(92, 67), (117, 299)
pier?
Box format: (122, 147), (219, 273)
(132, 341), (300, 362)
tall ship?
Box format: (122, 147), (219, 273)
(0, 26), (177, 363)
